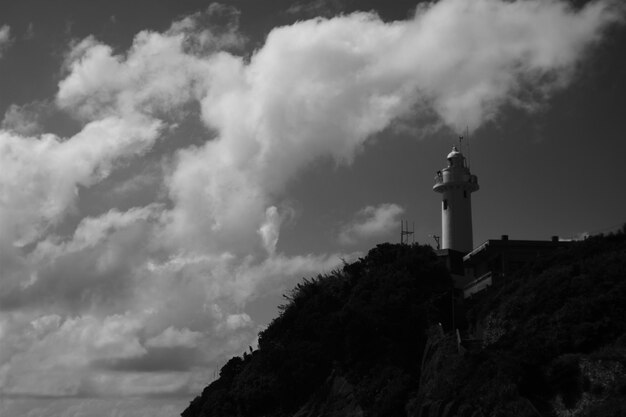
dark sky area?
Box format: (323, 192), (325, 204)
(0, 0), (625, 416)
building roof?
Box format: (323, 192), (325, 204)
(463, 236), (574, 264)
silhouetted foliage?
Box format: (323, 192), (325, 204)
(183, 228), (626, 417)
(182, 243), (452, 417)
(422, 226), (626, 416)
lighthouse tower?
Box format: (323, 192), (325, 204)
(433, 145), (479, 253)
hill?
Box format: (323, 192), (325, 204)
(419, 227), (626, 416)
(182, 227), (626, 417)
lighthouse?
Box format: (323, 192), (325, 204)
(433, 145), (479, 253)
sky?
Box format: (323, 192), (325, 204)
(0, 0), (625, 416)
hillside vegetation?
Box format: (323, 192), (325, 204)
(432, 227), (626, 417)
(182, 227), (626, 417)
(182, 243), (453, 417)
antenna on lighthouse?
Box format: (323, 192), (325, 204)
(458, 135), (465, 167)
(466, 125), (472, 169)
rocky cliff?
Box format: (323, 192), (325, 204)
(182, 227), (626, 417)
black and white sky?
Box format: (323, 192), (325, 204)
(1, 0), (625, 416)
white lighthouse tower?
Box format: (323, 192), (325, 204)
(433, 145), (479, 253)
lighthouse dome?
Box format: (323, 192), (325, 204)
(446, 146), (466, 168)
(447, 146), (462, 159)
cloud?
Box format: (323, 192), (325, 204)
(0, 0), (622, 407)
(56, 34), (206, 121)
(55, 0), (623, 260)
(0, 313), (147, 397)
(146, 326), (202, 349)
(1, 101), (55, 136)
(106, 164), (163, 200)
(258, 206), (283, 255)
(169, 3), (247, 53)
(56, 5), (245, 122)
(0, 206), (161, 314)
(0, 25), (12, 57)
(286, 0), (346, 18)
(339, 203), (405, 245)
(0, 398), (187, 417)
(24, 22), (35, 40)
(0, 115), (162, 247)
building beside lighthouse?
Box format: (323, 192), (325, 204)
(432, 143), (572, 298)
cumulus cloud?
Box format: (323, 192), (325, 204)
(1, 101), (54, 136)
(0, 115), (162, 247)
(339, 203), (405, 245)
(169, 2), (247, 53)
(56, 4), (245, 122)
(258, 206), (283, 255)
(1, 313), (147, 397)
(0, 206), (161, 314)
(0, 25), (12, 57)
(146, 326), (202, 349)
(106, 164), (163, 200)
(0, 0), (622, 406)
(56, 34), (209, 121)
(286, 0), (346, 18)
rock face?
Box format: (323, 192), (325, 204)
(408, 328), (482, 417)
(292, 372), (363, 417)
